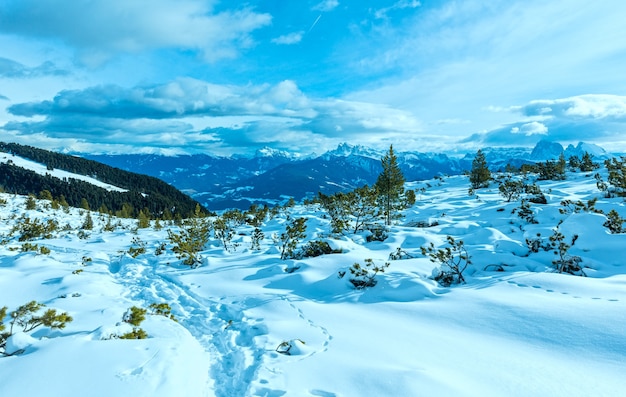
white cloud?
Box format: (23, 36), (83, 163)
(2, 78), (426, 154)
(312, 0), (339, 12)
(375, 0), (421, 19)
(271, 32), (304, 45)
(0, 0), (271, 65)
(511, 121), (548, 136)
(522, 95), (626, 120)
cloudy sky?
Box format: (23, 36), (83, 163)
(1, 0), (626, 156)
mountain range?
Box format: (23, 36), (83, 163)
(85, 140), (613, 211)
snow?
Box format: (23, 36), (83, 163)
(0, 153), (127, 192)
(1, 170), (626, 396)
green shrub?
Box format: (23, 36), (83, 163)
(149, 303), (176, 321)
(123, 306), (147, 327)
(279, 217), (307, 260)
(298, 240), (337, 258)
(167, 205), (210, 267)
(339, 258), (390, 289)
(119, 328), (148, 340)
(549, 224), (584, 276)
(10, 216), (58, 241)
(421, 236), (471, 286)
(604, 210), (625, 234)
(1, 301), (73, 356)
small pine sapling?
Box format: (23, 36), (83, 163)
(549, 223), (584, 276)
(513, 199), (538, 225)
(167, 204), (210, 267)
(250, 227), (264, 251)
(604, 210), (625, 234)
(127, 237), (146, 258)
(1, 301), (73, 356)
(421, 236), (471, 286)
(279, 217), (307, 260)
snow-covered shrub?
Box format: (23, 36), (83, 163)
(389, 247), (415, 260)
(524, 233), (550, 254)
(212, 216), (239, 253)
(559, 198), (601, 215)
(366, 224), (388, 242)
(279, 217), (307, 260)
(339, 258), (390, 289)
(498, 179), (524, 202)
(605, 156), (626, 196)
(119, 306), (148, 340)
(123, 306), (147, 327)
(595, 173), (610, 197)
(9, 216), (58, 241)
(149, 303), (176, 322)
(549, 224), (584, 276)
(250, 227), (264, 251)
(25, 195), (37, 210)
(604, 210), (625, 234)
(119, 328), (148, 340)
(245, 204), (269, 227)
(297, 240), (337, 258)
(127, 237), (146, 258)
(513, 200), (538, 224)
(1, 301), (73, 356)
(275, 339), (306, 355)
(167, 205), (210, 267)
(421, 236), (471, 286)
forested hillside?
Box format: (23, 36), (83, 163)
(0, 142), (206, 218)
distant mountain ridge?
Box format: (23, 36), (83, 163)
(84, 140), (612, 210)
(0, 142), (205, 217)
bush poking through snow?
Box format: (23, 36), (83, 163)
(604, 210), (625, 234)
(297, 240), (339, 258)
(339, 258), (390, 289)
(127, 237), (146, 258)
(167, 204), (210, 267)
(549, 224), (585, 276)
(119, 328), (148, 340)
(421, 236), (471, 286)
(123, 306), (147, 327)
(279, 217), (307, 260)
(1, 301), (73, 356)
(389, 247), (415, 260)
(250, 227), (264, 251)
(366, 224), (388, 242)
(9, 216), (58, 241)
(119, 306), (148, 340)
(149, 303), (177, 322)
(498, 178), (524, 202)
(513, 200), (538, 225)
(275, 339), (306, 355)
(525, 233), (550, 254)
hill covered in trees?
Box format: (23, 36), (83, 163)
(0, 142), (206, 218)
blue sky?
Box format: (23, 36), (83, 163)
(1, 0), (626, 156)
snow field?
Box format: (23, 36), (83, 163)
(1, 170), (626, 396)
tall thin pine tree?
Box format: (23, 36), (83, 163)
(375, 145), (405, 225)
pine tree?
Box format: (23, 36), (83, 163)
(469, 149), (491, 189)
(375, 145), (405, 226)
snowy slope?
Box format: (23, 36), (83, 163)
(1, 169), (625, 397)
(0, 152), (127, 192)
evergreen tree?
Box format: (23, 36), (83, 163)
(469, 149), (491, 189)
(375, 145), (405, 226)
